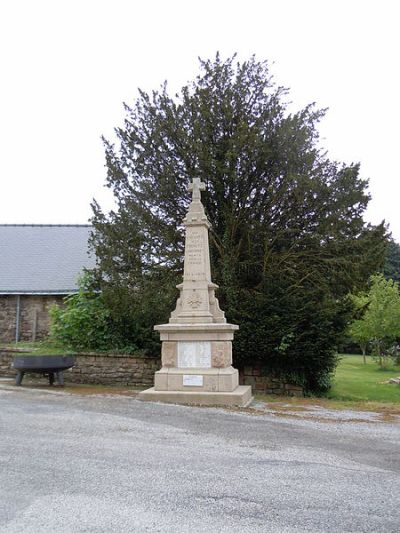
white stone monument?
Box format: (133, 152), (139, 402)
(138, 178), (253, 406)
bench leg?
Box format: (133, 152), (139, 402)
(57, 371), (65, 386)
(15, 371), (24, 386)
(49, 372), (55, 386)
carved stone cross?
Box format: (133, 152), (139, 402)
(188, 178), (206, 201)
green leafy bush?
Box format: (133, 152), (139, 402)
(49, 275), (137, 352)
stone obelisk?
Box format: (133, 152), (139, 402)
(138, 178), (253, 406)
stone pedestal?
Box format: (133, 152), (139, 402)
(138, 178), (252, 407)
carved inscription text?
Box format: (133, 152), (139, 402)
(184, 228), (205, 278)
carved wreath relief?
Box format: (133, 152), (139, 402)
(211, 342), (232, 368)
(187, 291), (202, 309)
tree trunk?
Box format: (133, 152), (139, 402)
(362, 346), (366, 365)
(377, 343), (382, 368)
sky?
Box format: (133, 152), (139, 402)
(0, 0), (399, 240)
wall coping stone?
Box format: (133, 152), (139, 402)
(0, 348), (159, 360)
(77, 352), (159, 360)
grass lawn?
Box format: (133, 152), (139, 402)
(255, 355), (400, 414)
(327, 354), (400, 403)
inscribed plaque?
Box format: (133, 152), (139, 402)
(177, 341), (211, 368)
(183, 375), (203, 387)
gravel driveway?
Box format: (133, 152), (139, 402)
(0, 382), (399, 532)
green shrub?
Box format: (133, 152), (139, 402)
(230, 273), (349, 394)
(49, 275), (136, 352)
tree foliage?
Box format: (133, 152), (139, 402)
(348, 292), (372, 363)
(49, 274), (137, 352)
(348, 274), (400, 368)
(90, 54), (387, 392)
(383, 239), (400, 283)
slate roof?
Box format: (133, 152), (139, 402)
(0, 225), (96, 294)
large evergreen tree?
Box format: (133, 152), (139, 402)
(91, 54), (386, 392)
(383, 239), (400, 282)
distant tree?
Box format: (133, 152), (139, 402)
(383, 239), (400, 283)
(91, 54), (387, 392)
(348, 274), (400, 368)
(347, 293), (371, 363)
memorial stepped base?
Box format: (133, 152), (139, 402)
(154, 366), (239, 392)
(139, 365), (253, 407)
(138, 385), (253, 407)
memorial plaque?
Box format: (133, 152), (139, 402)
(183, 375), (203, 387)
(177, 341), (211, 368)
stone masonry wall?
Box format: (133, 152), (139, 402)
(1, 349), (302, 395)
(0, 349), (160, 388)
(0, 295), (64, 343)
(0, 349), (14, 377)
(0, 297), (17, 343)
(239, 366), (304, 397)
(66, 353), (160, 386)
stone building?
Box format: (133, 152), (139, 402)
(0, 225), (95, 343)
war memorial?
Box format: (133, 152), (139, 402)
(139, 178), (253, 406)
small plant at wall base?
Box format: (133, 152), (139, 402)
(49, 274), (138, 353)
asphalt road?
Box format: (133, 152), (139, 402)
(0, 383), (399, 532)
